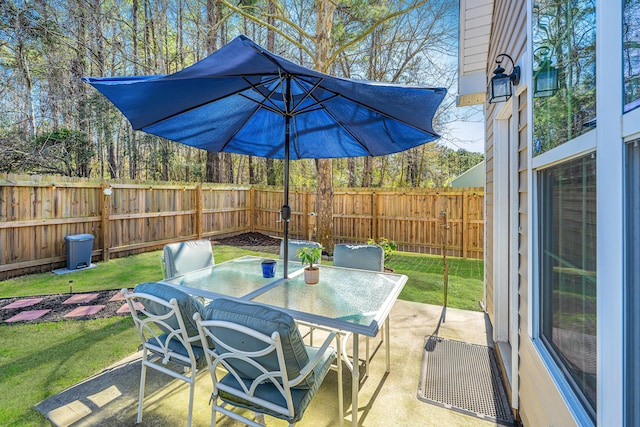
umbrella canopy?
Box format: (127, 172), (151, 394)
(83, 34), (446, 275)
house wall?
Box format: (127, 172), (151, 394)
(485, 1), (579, 425)
(470, 1), (630, 425)
(485, 0), (596, 426)
(484, 0), (526, 339)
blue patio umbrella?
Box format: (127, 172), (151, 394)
(83, 35), (446, 277)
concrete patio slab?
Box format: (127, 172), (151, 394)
(6, 309), (51, 323)
(35, 300), (498, 427)
(108, 292), (126, 302)
(116, 301), (143, 314)
(63, 305), (106, 318)
(63, 293), (99, 305)
(1, 297), (44, 309)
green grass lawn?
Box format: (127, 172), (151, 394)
(0, 245), (483, 426)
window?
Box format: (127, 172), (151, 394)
(624, 0), (640, 112)
(538, 153), (597, 420)
(626, 140), (640, 424)
(532, 1), (596, 155)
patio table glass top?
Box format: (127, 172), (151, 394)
(251, 264), (405, 336)
(161, 255), (406, 337)
(162, 256), (302, 300)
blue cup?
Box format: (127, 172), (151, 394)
(261, 260), (277, 278)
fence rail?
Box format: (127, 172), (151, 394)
(0, 174), (483, 280)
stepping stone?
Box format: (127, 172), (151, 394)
(63, 305), (105, 318)
(109, 292), (126, 302)
(116, 302), (143, 314)
(63, 293), (99, 305)
(2, 298), (44, 309)
(5, 309), (51, 323)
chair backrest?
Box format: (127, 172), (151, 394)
(279, 239), (322, 263)
(333, 243), (384, 272)
(196, 298), (340, 424)
(163, 240), (214, 278)
(124, 282), (205, 366)
(200, 298), (312, 387)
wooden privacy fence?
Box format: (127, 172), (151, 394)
(0, 175), (483, 279)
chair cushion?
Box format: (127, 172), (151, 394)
(164, 240), (214, 278)
(134, 282), (204, 338)
(217, 343), (335, 422)
(333, 244), (384, 272)
(146, 333), (207, 369)
(204, 298), (313, 388)
(279, 240), (322, 262)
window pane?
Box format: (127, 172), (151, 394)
(626, 140), (640, 424)
(538, 154), (597, 418)
(624, 1), (640, 112)
(532, 1), (596, 155)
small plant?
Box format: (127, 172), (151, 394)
(296, 246), (322, 270)
(367, 237), (397, 262)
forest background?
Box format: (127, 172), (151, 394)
(0, 0), (483, 249)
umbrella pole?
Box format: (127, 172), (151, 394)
(282, 75), (292, 278)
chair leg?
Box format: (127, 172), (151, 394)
(210, 396), (216, 427)
(186, 376), (196, 427)
(137, 360), (147, 423)
(336, 333), (344, 427)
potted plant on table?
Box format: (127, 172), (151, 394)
(296, 246), (322, 285)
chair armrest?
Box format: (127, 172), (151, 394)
(289, 330), (337, 387)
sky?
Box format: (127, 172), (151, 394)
(443, 105), (485, 153)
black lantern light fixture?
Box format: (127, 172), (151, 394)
(488, 53), (521, 103)
(533, 47), (559, 98)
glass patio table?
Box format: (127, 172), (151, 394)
(162, 255), (302, 300)
(162, 255), (407, 426)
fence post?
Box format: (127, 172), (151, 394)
(302, 191), (308, 240)
(462, 191), (468, 259)
(372, 192), (378, 241)
(196, 185), (203, 239)
(100, 183), (110, 261)
(249, 187), (255, 233)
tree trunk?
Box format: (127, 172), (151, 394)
(205, 152), (219, 182)
(347, 158), (356, 187)
(314, 0), (336, 252)
(316, 159), (334, 252)
(204, 0), (219, 182)
(224, 152), (233, 183)
(248, 155), (256, 184)
(362, 157), (372, 187)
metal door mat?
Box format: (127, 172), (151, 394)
(418, 336), (514, 426)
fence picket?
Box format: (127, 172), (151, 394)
(0, 174), (483, 279)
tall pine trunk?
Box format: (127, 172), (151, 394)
(314, 0), (336, 252)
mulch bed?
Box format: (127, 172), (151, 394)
(0, 290), (128, 324)
(1, 232), (282, 325)
(212, 232), (281, 253)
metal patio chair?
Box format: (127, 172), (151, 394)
(123, 282), (206, 426)
(162, 239), (215, 279)
(194, 298), (343, 427)
(279, 239), (322, 263)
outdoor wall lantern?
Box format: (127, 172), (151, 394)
(533, 51), (559, 98)
(488, 53), (521, 104)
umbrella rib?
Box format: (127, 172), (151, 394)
(241, 76), (286, 114)
(296, 74), (442, 136)
(313, 104), (375, 156)
(136, 83), (277, 130)
(238, 93), (283, 115)
(214, 102), (264, 153)
(289, 77), (324, 114)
